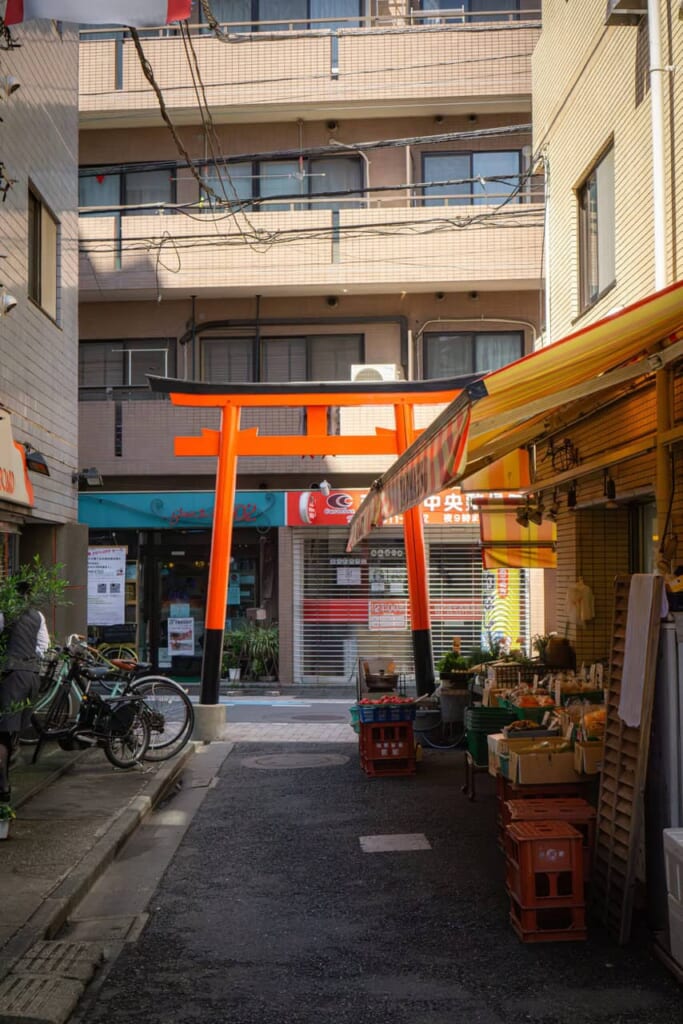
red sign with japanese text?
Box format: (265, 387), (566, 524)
(286, 488), (480, 528)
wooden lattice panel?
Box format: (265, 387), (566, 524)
(592, 574), (663, 944)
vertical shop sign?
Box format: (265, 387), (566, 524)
(88, 546), (127, 625)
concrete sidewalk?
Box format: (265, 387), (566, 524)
(0, 741), (193, 983)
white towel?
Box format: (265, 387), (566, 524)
(618, 574), (665, 727)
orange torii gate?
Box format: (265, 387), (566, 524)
(148, 375), (485, 707)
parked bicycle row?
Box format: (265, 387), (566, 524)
(26, 635), (194, 770)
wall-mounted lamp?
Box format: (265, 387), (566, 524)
(546, 489), (560, 523)
(515, 500), (530, 528)
(0, 75), (20, 99)
(0, 287), (17, 315)
(22, 443), (50, 476)
(604, 470), (618, 510)
(528, 493), (545, 526)
(567, 482), (578, 511)
(72, 467), (103, 488)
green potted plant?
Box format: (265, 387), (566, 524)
(436, 650), (471, 682)
(222, 631), (243, 683)
(0, 555), (70, 666)
(0, 802), (16, 840)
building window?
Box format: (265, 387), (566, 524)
(200, 156), (363, 212)
(79, 167), (175, 216)
(415, 0), (525, 23)
(201, 337), (255, 382)
(28, 188), (59, 321)
(79, 340), (175, 400)
(421, 151), (522, 206)
(262, 335), (362, 381)
(423, 331), (523, 378)
(200, 0), (361, 32)
(578, 146), (615, 311)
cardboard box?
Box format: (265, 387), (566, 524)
(573, 741), (604, 775)
(487, 732), (506, 777)
(508, 737), (581, 785)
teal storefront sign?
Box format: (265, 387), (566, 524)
(79, 491), (285, 530)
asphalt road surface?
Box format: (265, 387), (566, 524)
(69, 739), (682, 1024)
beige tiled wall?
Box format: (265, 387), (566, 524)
(0, 22), (80, 522)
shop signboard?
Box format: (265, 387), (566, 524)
(79, 491), (286, 529)
(368, 600), (408, 631)
(286, 488), (481, 527)
(87, 546), (126, 625)
(0, 414), (34, 508)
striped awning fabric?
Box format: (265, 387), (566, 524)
(477, 499), (556, 570)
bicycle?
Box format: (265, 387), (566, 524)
(30, 645), (151, 770)
(25, 637), (194, 762)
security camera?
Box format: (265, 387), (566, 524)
(469, 291), (479, 301)
(326, 296), (339, 308)
(468, 113), (478, 123)
(434, 114), (445, 124)
(0, 291), (17, 315)
(319, 479), (331, 497)
(326, 120), (339, 132)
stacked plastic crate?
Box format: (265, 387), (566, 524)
(664, 829), (683, 967)
(357, 703), (417, 777)
(505, 820), (587, 942)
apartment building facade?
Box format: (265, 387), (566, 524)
(77, 2), (545, 682)
(527, 0), (683, 664)
(0, 17), (86, 636)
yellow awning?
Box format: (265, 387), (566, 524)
(477, 497), (557, 570)
(347, 280), (683, 549)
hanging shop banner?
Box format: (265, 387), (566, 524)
(79, 491), (285, 530)
(288, 487), (480, 530)
(167, 617), (195, 655)
(0, 414), (34, 508)
(482, 569), (523, 651)
(87, 546), (127, 626)
(368, 600), (408, 631)
(476, 498), (557, 570)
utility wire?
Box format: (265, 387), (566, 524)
(78, 124), (532, 179)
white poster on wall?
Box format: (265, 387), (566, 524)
(168, 617), (195, 655)
(88, 546), (127, 626)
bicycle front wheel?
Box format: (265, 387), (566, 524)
(129, 676), (194, 761)
(103, 708), (150, 769)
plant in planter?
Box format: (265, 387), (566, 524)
(222, 631), (243, 682)
(0, 555), (70, 665)
(436, 650), (472, 684)
(0, 802), (16, 840)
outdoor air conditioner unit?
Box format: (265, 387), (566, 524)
(350, 363), (402, 382)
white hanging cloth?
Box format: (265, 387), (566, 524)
(566, 577), (595, 627)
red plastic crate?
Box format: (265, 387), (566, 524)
(505, 798), (596, 881)
(505, 820), (584, 908)
(358, 721), (414, 761)
(509, 892), (587, 943)
(361, 756), (416, 778)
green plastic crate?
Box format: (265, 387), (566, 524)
(466, 729), (490, 767)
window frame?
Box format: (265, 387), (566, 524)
(199, 155), (364, 212)
(78, 339), (176, 399)
(420, 149), (523, 206)
(198, 0), (363, 32)
(28, 185), (60, 323)
(422, 330), (524, 379)
(578, 144), (616, 313)
(79, 165), (176, 216)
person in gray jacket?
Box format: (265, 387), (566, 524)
(0, 580), (48, 804)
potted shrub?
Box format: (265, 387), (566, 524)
(0, 803), (16, 840)
(436, 650), (472, 684)
(222, 631), (243, 682)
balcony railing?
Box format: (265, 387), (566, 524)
(79, 13), (541, 116)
